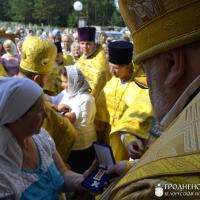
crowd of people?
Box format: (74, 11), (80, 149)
(0, 0), (200, 199)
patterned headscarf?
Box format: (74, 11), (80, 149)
(65, 65), (90, 97)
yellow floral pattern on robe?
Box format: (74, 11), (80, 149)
(43, 101), (78, 161)
(96, 76), (153, 161)
(76, 45), (111, 99)
(43, 64), (61, 96)
(63, 54), (74, 66)
(108, 91), (200, 200)
(43, 56), (74, 96)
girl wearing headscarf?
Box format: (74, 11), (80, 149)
(0, 77), (88, 199)
(1, 39), (20, 76)
(51, 65), (97, 173)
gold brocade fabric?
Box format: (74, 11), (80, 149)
(0, 63), (8, 77)
(43, 64), (62, 96)
(108, 91), (200, 200)
(43, 56), (74, 96)
(63, 54), (74, 66)
(20, 36), (56, 74)
(119, 0), (200, 64)
(96, 76), (152, 161)
(76, 45), (111, 99)
(42, 101), (78, 161)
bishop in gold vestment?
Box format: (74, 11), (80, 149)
(99, 0), (200, 199)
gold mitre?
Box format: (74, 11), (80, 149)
(119, 0), (200, 64)
(20, 36), (56, 75)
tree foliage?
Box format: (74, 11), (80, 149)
(8, 0), (34, 24)
(0, 1), (11, 21)
(1, 0), (124, 27)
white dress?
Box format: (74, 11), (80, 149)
(52, 90), (97, 150)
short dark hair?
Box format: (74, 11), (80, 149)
(19, 67), (39, 78)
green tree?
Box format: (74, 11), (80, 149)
(67, 13), (78, 28)
(110, 9), (125, 26)
(33, 0), (74, 26)
(33, 0), (58, 25)
(8, 0), (34, 24)
(2, 0), (123, 27)
(87, 0), (116, 26)
(0, 0), (11, 21)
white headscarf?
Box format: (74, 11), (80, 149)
(0, 77), (43, 171)
(65, 65), (90, 97)
(0, 77), (43, 126)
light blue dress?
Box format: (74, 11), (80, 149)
(0, 127), (65, 200)
(20, 162), (64, 200)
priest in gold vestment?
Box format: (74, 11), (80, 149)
(99, 0), (200, 199)
(96, 41), (153, 162)
(76, 27), (111, 99)
(17, 36), (77, 161)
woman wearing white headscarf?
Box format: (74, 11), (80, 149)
(51, 65), (97, 173)
(0, 77), (90, 200)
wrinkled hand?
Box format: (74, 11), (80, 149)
(64, 112), (76, 124)
(82, 159), (99, 179)
(107, 160), (127, 177)
(64, 160), (98, 198)
(126, 138), (145, 159)
(57, 104), (71, 113)
(63, 170), (84, 193)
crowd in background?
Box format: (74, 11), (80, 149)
(1, 0), (199, 197)
(0, 25), (131, 78)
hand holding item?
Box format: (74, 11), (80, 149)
(57, 104), (71, 113)
(64, 160), (98, 199)
(126, 138), (145, 159)
(64, 112), (76, 124)
(107, 160), (127, 177)
(81, 142), (116, 194)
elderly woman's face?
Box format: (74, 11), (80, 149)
(72, 46), (81, 57)
(19, 96), (46, 135)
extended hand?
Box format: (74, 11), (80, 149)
(64, 112), (76, 124)
(126, 138), (145, 159)
(107, 160), (127, 177)
(57, 104), (71, 113)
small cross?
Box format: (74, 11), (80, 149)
(91, 180), (100, 188)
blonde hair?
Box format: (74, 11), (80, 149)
(3, 39), (18, 56)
